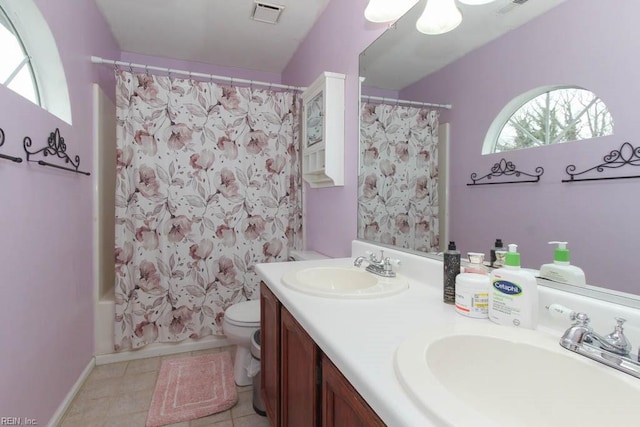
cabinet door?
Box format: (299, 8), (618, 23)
(281, 307), (320, 427)
(260, 282), (280, 426)
(321, 354), (386, 427)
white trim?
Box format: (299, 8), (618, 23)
(90, 56), (305, 92)
(94, 335), (230, 365)
(47, 358), (95, 427)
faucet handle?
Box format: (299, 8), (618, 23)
(606, 317), (632, 355)
(573, 312), (590, 326)
(382, 257), (401, 270)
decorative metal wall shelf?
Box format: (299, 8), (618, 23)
(468, 158), (544, 186)
(23, 128), (90, 176)
(563, 142), (640, 183)
(0, 127), (22, 163)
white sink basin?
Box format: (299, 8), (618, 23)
(395, 323), (640, 426)
(281, 266), (407, 298)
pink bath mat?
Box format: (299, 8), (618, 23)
(146, 352), (237, 427)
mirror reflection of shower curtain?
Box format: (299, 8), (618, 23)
(358, 102), (440, 253)
(113, 70), (302, 351)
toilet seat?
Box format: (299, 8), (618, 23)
(224, 299), (260, 327)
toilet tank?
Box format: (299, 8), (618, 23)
(288, 250), (329, 261)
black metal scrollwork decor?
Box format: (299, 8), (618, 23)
(0, 127), (22, 163)
(468, 158), (544, 186)
(563, 142), (640, 182)
(23, 128), (90, 176)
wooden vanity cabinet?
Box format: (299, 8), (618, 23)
(260, 281), (386, 427)
(280, 307), (320, 426)
(321, 354), (385, 427)
(260, 282), (281, 425)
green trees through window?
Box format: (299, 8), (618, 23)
(486, 87), (613, 154)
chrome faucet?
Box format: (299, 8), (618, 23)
(561, 313), (632, 355)
(353, 250), (401, 278)
(553, 306), (640, 379)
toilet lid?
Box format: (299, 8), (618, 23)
(225, 299), (260, 325)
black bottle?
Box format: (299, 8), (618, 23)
(490, 238), (504, 268)
(443, 241), (460, 304)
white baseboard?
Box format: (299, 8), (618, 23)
(47, 357), (95, 427)
(94, 335), (230, 365)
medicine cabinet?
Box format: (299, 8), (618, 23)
(301, 71), (345, 188)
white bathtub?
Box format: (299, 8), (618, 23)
(93, 298), (229, 365)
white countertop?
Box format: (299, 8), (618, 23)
(256, 241), (640, 427)
(256, 255), (485, 426)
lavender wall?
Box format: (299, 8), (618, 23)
(0, 0), (118, 423)
(283, 0), (387, 257)
(400, 0), (640, 293)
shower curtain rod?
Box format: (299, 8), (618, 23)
(90, 56), (306, 92)
(362, 95), (452, 110)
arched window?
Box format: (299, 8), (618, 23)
(483, 86), (613, 154)
(0, 4), (39, 105)
(0, 0), (72, 124)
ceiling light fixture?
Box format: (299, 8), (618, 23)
(364, 0), (419, 23)
(365, 0), (499, 35)
(416, 0), (462, 35)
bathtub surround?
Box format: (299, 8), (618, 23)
(114, 70), (303, 350)
(358, 103), (440, 252)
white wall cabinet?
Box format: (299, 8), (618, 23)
(301, 72), (345, 188)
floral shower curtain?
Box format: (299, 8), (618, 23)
(358, 103), (440, 253)
(114, 70), (302, 351)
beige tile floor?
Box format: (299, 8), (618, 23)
(59, 345), (270, 427)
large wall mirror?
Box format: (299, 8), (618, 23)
(358, 0), (640, 303)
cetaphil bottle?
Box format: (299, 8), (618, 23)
(488, 244), (538, 329)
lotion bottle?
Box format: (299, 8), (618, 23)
(539, 241), (586, 286)
(488, 244), (538, 329)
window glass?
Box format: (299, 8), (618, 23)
(487, 87), (613, 153)
(0, 5), (40, 105)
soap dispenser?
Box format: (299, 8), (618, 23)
(539, 241), (586, 286)
(488, 244), (538, 329)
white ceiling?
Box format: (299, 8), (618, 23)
(94, 0), (331, 74)
(361, 0), (567, 91)
(95, 0), (566, 86)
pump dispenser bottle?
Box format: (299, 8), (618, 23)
(443, 241), (460, 304)
(539, 241), (586, 286)
(488, 244), (538, 329)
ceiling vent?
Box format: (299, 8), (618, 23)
(251, 1), (285, 24)
(497, 0), (529, 14)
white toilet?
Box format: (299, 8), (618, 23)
(223, 250), (328, 386)
(223, 299), (260, 386)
